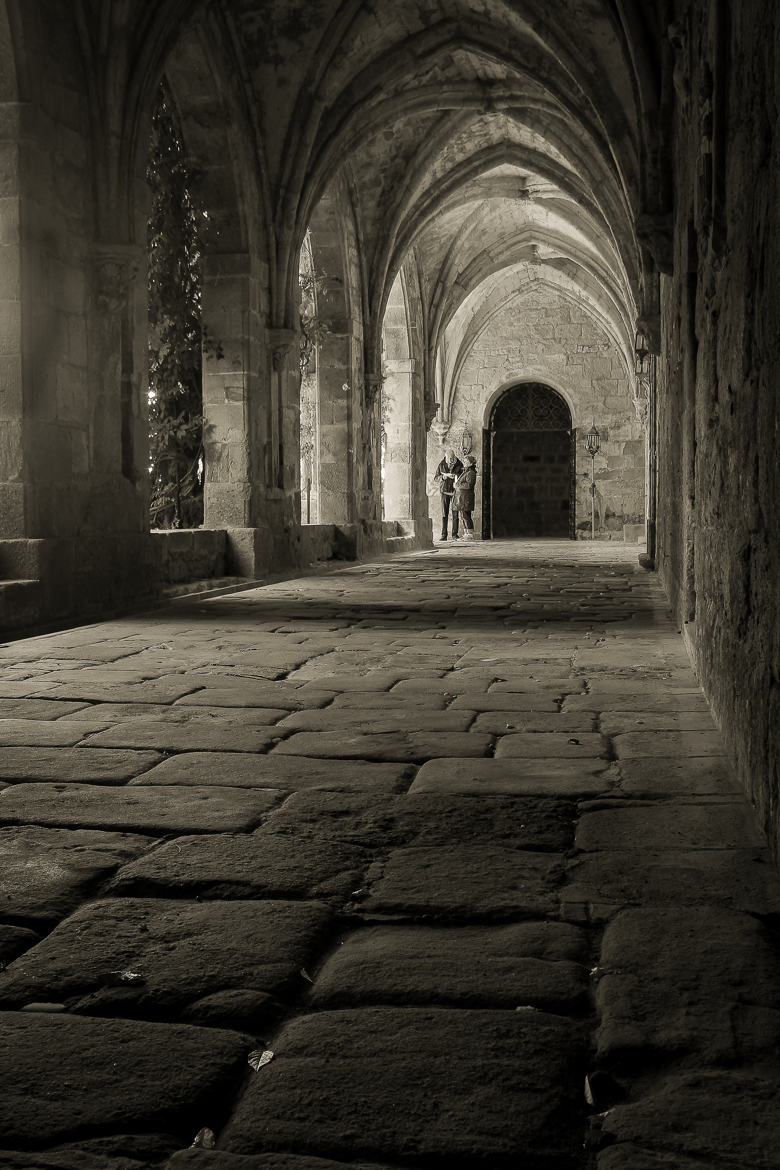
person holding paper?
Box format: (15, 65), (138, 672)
(433, 448), (464, 540)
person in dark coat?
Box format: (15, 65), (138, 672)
(433, 448), (464, 540)
(453, 454), (477, 538)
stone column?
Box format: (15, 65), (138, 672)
(0, 102), (27, 542)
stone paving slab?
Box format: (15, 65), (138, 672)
(614, 730), (725, 757)
(410, 756), (611, 797)
(576, 800), (767, 851)
(262, 791), (575, 851)
(487, 677), (582, 693)
(329, 690), (447, 709)
(359, 846), (564, 919)
(0, 1013), (249, 1147)
(221, 1007), (586, 1164)
(598, 1071), (780, 1169)
(0, 899), (332, 1014)
(131, 753), (412, 792)
(564, 849), (780, 918)
(563, 692), (707, 711)
(31, 674), (203, 704)
(473, 710), (596, 733)
(166, 1153), (401, 1170)
(83, 720), (285, 753)
(290, 671), (415, 690)
(175, 686), (336, 709)
(495, 732), (607, 758)
(0, 718), (106, 746)
(273, 730), (493, 762)
(595, 907), (780, 1065)
(0, 747), (163, 783)
(390, 676), (492, 695)
(0, 699), (92, 719)
(108, 833), (369, 901)
(600, 711), (716, 734)
(0, 784), (279, 833)
(617, 756), (739, 795)
(275, 709), (474, 733)
(450, 692), (563, 711)
(0, 825), (153, 923)
(0, 924), (40, 965)
(309, 923), (589, 1010)
(0, 1148), (150, 1170)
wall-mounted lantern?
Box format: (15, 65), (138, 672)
(460, 428), (473, 456)
(585, 424), (600, 540)
(634, 329), (652, 380)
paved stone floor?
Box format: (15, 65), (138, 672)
(1, 540), (779, 1170)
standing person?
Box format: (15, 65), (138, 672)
(453, 454), (478, 539)
(433, 448), (464, 540)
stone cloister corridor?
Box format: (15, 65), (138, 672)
(0, 0), (779, 1166)
(1, 541), (779, 1168)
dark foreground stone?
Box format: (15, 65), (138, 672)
(0, 825), (153, 923)
(309, 923), (589, 1010)
(0, 1013), (248, 1146)
(166, 1153), (399, 1170)
(0, 899), (332, 1015)
(598, 1070), (780, 1169)
(222, 1007), (586, 1165)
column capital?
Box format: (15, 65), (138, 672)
(267, 327), (300, 371)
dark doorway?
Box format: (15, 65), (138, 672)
(483, 383), (574, 538)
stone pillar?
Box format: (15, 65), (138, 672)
(382, 358), (412, 519)
(318, 330), (355, 524)
(0, 102), (26, 540)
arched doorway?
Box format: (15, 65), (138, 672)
(483, 383), (574, 538)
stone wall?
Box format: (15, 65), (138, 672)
(428, 289), (645, 539)
(657, 0), (780, 856)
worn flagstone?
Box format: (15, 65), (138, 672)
(0, 1013), (249, 1146)
(131, 752), (413, 792)
(576, 800), (767, 851)
(221, 1008), (587, 1163)
(0, 746), (163, 783)
(0, 899), (333, 1014)
(0, 783), (279, 833)
(0, 825), (154, 922)
(273, 729), (493, 761)
(410, 755), (611, 796)
(83, 719), (285, 753)
(309, 923), (589, 1010)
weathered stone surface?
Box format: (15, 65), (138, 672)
(176, 686), (335, 709)
(108, 832), (368, 900)
(262, 790), (575, 851)
(488, 678), (582, 693)
(83, 720), (284, 753)
(273, 730), (493, 761)
(599, 1072), (780, 1169)
(0, 698), (91, 719)
(600, 711), (715, 734)
(617, 755), (738, 795)
(360, 846), (564, 919)
(595, 908), (780, 1064)
(0, 1013), (248, 1146)
(132, 753), (412, 792)
(275, 709), (473, 732)
(450, 692), (561, 711)
(390, 676), (491, 695)
(293, 671), (410, 691)
(410, 756), (611, 796)
(473, 709), (596, 733)
(222, 1008), (586, 1162)
(167, 1150), (400, 1169)
(310, 923), (589, 1009)
(564, 849), (780, 918)
(37, 674), (202, 704)
(563, 692), (707, 712)
(0, 923), (39, 964)
(0, 825), (154, 922)
(0, 899), (332, 1013)
(495, 732), (607, 758)
(0, 1150), (148, 1170)
(0, 784), (279, 833)
(330, 690), (447, 709)
(0, 718), (102, 745)
(0, 747), (163, 783)
(614, 731), (724, 757)
(576, 800), (767, 851)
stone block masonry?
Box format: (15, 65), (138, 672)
(0, 541), (778, 1168)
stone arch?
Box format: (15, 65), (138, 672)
(133, 16), (269, 534)
(484, 382), (575, 540)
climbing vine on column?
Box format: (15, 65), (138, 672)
(147, 84), (205, 529)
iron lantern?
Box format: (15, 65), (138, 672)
(585, 424), (601, 456)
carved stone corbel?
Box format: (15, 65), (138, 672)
(364, 371), (384, 406)
(91, 244), (143, 315)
